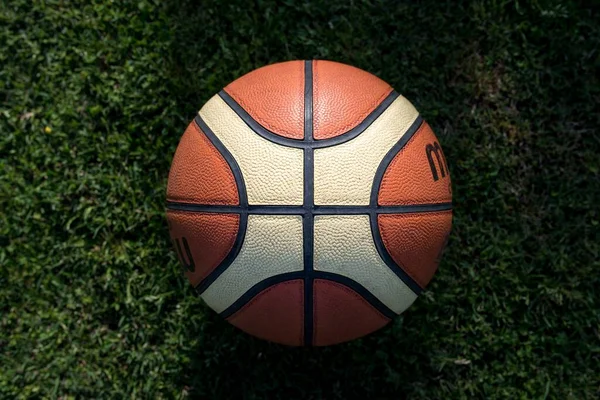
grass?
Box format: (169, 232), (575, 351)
(1, 0), (598, 398)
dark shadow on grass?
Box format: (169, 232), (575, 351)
(177, 301), (455, 399)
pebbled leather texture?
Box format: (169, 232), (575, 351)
(224, 60), (305, 139)
(313, 214), (417, 314)
(313, 279), (390, 346)
(314, 96), (419, 205)
(200, 95), (304, 205)
(166, 60), (454, 346)
(227, 280), (304, 346)
(379, 122), (452, 205)
(167, 210), (239, 287)
(313, 60), (393, 140)
(378, 211), (452, 289)
(166, 121), (238, 205)
(200, 215), (304, 313)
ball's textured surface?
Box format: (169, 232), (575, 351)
(166, 60), (452, 346)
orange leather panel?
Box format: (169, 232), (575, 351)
(378, 211), (452, 289)
(378, 122), (452, 205)
(227, 280), (304, 346)
(313, 60), (392, 140)
(224, 61), (304, 139)
(167, 210), (239, 287)
(166, 122), (238, 205)
(313, 279), (390, 346)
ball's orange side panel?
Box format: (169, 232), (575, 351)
(224, 61), (305, 140)
(167, 210), (239, 287)
(167, 122), (238, 205)
(313, 60), (392, 140)
(378, 122), (452, 205)
(227, 280), (304, 346)
(313, 279), (390, 346)
(378, 211), (452, 289)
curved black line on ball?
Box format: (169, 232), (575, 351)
(192, 117), (249, 295)
(311, 271), (397, 320)
(217, 271), (397, 321)
(369, 115), (424, 208)
(369, 213), (423, 295)
(193, 211), (247, 295)
(193, 116), (249, 208)
(218, 271), (305, 319)
(165, 201), (453, 215)
(218, 89), (400, 149)
(368, 116), (426, 295)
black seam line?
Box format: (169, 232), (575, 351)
(166, 201), (453, 215)
(194, 116), (248, 208)
(304, 60), (314, 143)
(215, 272), (304, 319)
(218, 89), (400, 149)
(191, 117), (248, 295)
(217, 271), (396, 320)
(369, 115), (425, 208)
(303, 60), (314, 347)
(369, 115), (425, 295)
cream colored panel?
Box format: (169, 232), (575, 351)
(201, 215), (304, 313)
(314, 96), (419, 205)
(313, 215), (417, 314)
(199, 95), (304, 205)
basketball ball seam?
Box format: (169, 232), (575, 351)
(166, 122), (239, 206)
(228, 279), (304, 345)
(167, 209), (240, 286)
(224, 61), (304, 138)
(313, 61), (393, 138)
(378, 210), (452, 288)
(313, 279), (388, 340)
(379, 123), (451, 205)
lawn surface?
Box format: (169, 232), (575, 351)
(1, 1), (599, 399)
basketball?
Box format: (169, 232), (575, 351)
(166, 60), (452, 346)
